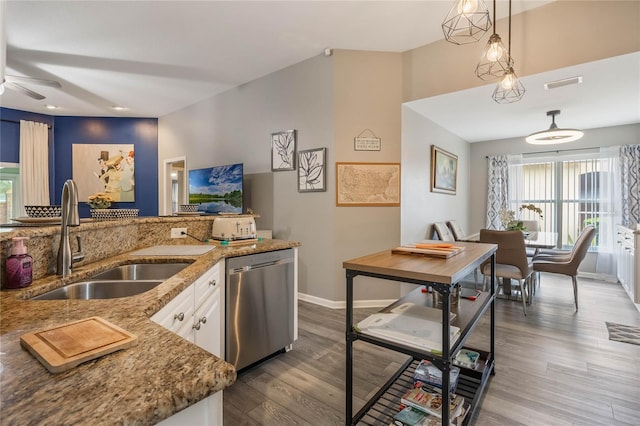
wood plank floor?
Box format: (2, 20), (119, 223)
(223, 273), (640, 425)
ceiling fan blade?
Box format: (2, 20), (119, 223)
(5, 74), (61, 88)
(6, 82), (46, 100)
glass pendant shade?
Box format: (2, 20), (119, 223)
(442, 0), (491, 45)
(526, 110), (584, 144)
(492, 66), (525, 104)
(475, 33), (510, 80)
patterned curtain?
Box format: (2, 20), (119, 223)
(485, 155), (509, 229)
(619, 144), (640, 227)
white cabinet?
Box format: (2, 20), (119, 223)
(152, 260), (224, 356)
(152, 260), (225, 426)
(616, 225), (640, 311)
(193, 285), (221, 356)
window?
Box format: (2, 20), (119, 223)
(0, 164), (21, 222)
(511, 156), (611, 250)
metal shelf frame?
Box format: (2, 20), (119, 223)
(345, 248), (496, 425)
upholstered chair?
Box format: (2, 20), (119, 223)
(479, 229), (533, 315)
(532, 226), (597, 311)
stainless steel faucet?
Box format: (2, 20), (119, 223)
(56, 179), (84, 276)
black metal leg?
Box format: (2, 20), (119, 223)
(346, 270), (355, 425)
(441, 285), (451, 426)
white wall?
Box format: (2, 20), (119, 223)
(401, 105), (471, 245)
(159, 55), (336, 300)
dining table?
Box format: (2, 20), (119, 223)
(460, 230), (559, 304)
(459, 230), (559, 249)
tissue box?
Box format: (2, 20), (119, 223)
(413, 359), (460, 393)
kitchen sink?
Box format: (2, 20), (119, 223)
(31, 262), (190, 300)
(88, 263), (189, 281)
(31, 280), (165, 300)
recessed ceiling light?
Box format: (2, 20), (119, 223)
(111, 106), (126, 111)
(45, 104), (58, 110)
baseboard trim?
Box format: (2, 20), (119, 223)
(297, 292), (396, 310)
(578, 272), (618, 283)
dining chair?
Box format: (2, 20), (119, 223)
(532, 226), (597, 311)
(479, 229), (533, 315)
(447, 220), (479, 288)
(521, 220), (540, 257)
(433, 222), (455, 242)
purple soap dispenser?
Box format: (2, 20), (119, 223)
(4, 237), (33, 289)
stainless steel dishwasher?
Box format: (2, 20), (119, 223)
(226, 248), (295, 371)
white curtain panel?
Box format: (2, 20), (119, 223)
(619, 144), (640, 228)
(485, 155), (509, 229)
(19, 120), (50, 213)
(595, 148), (620, 276)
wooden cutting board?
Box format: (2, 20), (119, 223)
(391, 244), (465, 258)
(20, 316), (138, 373)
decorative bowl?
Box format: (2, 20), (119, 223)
(25, 205), (62, 218)
(90, 208), (139, 221)
(179, 204), (200, 213)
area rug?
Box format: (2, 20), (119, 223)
(605, 322), (640, 346)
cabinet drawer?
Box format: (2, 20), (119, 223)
(152, 287), (195, 334)
(194, 261), (221, 308)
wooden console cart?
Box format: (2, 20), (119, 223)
(344, 241), (497, 425)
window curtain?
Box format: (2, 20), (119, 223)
(619, 144), (640, 228)
(485, 155), (509, 229)
(595, 147), (620, 276)
(19, 120), (50, 214)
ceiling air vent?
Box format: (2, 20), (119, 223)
(544, 76), (583, 90)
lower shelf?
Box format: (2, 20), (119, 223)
(354, 353), (494, 426)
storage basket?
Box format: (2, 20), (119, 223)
(90, 209), (139, 221)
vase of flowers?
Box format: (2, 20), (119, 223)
(499, 204), (543, 231)
(87, 192), (113, 209)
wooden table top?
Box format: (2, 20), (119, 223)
(343, 240), (497, 285)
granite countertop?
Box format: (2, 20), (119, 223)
(0, 238), (300, 425)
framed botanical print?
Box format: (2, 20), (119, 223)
(430, 145), (458, 195)
(298, 148), (326, 192)
(271, 129), (296, 171)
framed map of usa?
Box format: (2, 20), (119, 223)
(336, 162), (401, 206)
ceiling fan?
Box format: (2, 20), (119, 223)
(0, 1), (61, 101)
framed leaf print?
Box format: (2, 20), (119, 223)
(271, 129), (296, 171)
(298, 148), (326, 192)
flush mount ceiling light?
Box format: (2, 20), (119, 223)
(475, 0), (510, 80)
(525, 110), (584, 145)
(442, 0), (491, 45)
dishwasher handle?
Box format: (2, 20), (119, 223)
(228, 257), (293, 274)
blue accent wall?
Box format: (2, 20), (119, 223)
(0, 108), (158, 217)
(53, 116), (158, 217)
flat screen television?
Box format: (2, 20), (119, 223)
(188, 163), (243, 214)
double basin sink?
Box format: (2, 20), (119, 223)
(32, 263), (189, 300)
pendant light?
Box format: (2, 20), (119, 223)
(475, 0), (509, 80)
(492, 0), (525, 103)
(442, 0), (491, 45)
(526, 110), (584, 144)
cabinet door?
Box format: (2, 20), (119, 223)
(194, 261), (221, 310)
(151, 286), (195, 335)
(193, 286), (221, 356)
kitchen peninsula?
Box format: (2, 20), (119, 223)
(0, 216), (300, 425)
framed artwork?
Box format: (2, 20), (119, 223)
(271, 129), (296, 171)
(298, 148), (326, 192)
(336, 162), (400, 206)
(431, 145), (458, 195)
(72, 144), (135, 202)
